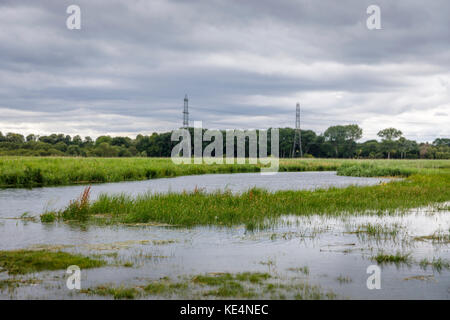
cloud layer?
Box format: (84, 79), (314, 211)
(0, 0), (449, 141)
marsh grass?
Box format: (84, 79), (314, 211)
(0, 278), (41, 292)
(336, 275), (352, 284)
(371, 252), (411, 265)
(82, 286), (139, 300)
(0, 249), (105, 275)
(414, 232), (450, 244)
(347, 223), (403, 241)
(144, 281), (188, 295)
(193, 272), (270, 286)
(287, 266), (309, 275)
(2, 157), (448, 188)
(337, 163), (415, 177)
(419, 258), (450, 272)
(81, 271), (335, 300)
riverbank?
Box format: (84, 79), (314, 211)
(1, 157), (448, 188)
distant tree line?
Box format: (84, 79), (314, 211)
(0, 125), (449, 159)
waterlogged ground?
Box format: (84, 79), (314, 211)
(0, 172), (448, 299)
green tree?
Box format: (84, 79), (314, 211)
(72, 135), (83, 146)
(324, 124), (363, 158)
(6, 133), (25, 144)
(26, 134), (37, 142)
(95, 136), (112, 146)
(377, 128), (403, 159)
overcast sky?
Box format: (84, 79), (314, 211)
(0, 0), (449, 141)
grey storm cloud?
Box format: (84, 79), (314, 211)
(0, 0), (449, 140)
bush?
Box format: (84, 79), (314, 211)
(337, 163), (414, 177)
(40, 212), (56, 223)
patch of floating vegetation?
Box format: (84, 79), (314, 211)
(144, 279), (188, 296)
(403, 275), (435, 282)
(414, 232), (450, 244)
(122, 262), (134, 268)
(346, 223), (402, 239)
(0, 250), (105, 275)
(435, 204), (450, 211)
(192, 272), (270, 298)
(262, 282), (337, 300)
(287, 266), (310, 275)
(259, 258), (276, 268)
(371, 252), (411, 265)
(81, 286), (140, 300)
(319, 242), (361, 254)
(268, 227), (330, 241)
(0, 278), (42, 291)
(336, 275), (352, 284)
(193, 272), (270, 285)
(27, 239), (177, 253)
(419, 258), (450, 272)
(80, 239), (174, 251)
(80, 271), (336, 300)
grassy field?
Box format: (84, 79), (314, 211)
(38, 159), (450, 229)
(0, 156), (448, 188)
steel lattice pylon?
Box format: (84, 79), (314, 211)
(183, 94), (189, 128)
(291, 102), (303, 158)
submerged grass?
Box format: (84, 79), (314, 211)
(414, 232), (450, 244)
(419, 258), (450, 272)
(1, 157), (448, 188)
(0, 250), (105, 275)
(347, 222), (402, 240)
(42, 167), (450, 228)
(0, 278), (41, 292)
(193, 272), (271, 286)
(371, 252), (411, 265)
(81, 271), (335, 300)
(82, 286), (139, 300)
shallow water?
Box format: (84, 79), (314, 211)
(0, 172), (448, 300)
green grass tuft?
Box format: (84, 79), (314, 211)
(0, 250), (105, 275)
(371, 252), (411, 265)
(82, 286), (139, 300)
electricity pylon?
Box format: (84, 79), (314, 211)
(291, 102), (303, 158)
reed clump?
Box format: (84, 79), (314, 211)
(336, 163), (415, 177)
(0, 249), (105, 275)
